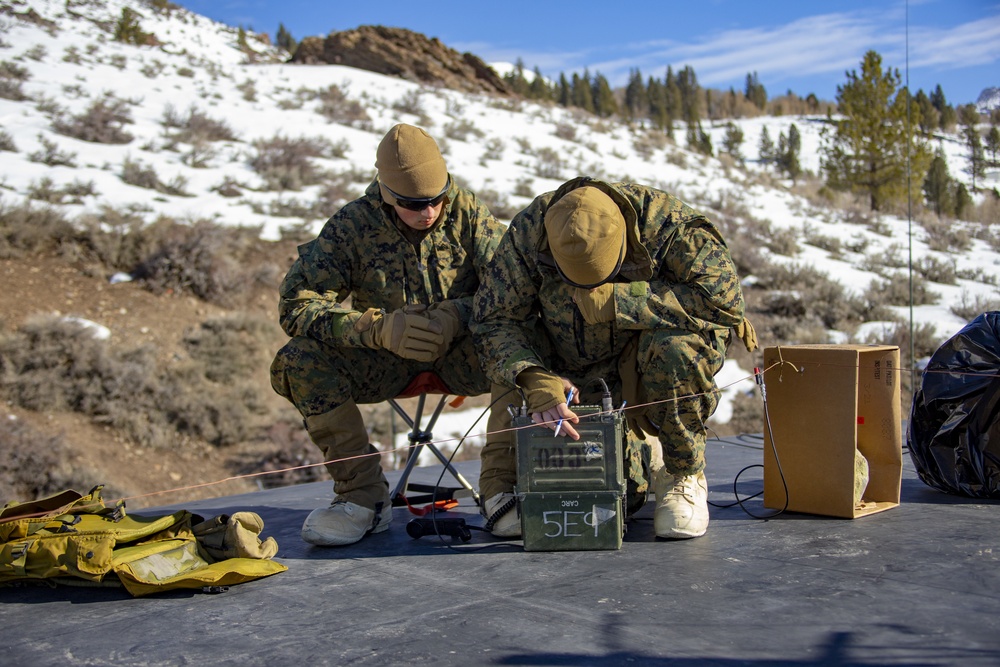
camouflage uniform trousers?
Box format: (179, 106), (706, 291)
(270, 333), (490, 504)
(480, 327), (728, 510)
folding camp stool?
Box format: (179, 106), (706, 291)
(388, 371), (481, 508)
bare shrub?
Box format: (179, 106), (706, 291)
(27, 177), (96, 204)
(765, 226), (800, 256)
(803, 226), (843, 256)
(52, 93), (135, 144)
(249, 135), (336, 191)
(724, 390), (764, 436)
(0, 315), (161, 427)
(914, 255), (957, 285)
(0, 417), (88, 501)
(444, 118), (485, 142)
(755, 262), (873, 328)
(0, 130), (15, 152)
(161, 105), (238, 144)
(949, 291), (1000, 321)
(62, 45), (83, 65)
(0, 199), (76, 258)
(130, 219), (267, 306)
(922, 217), (973, 252)
(864, 273), (938, 307)
(862, 321), (941, 366)
(311, 172), (363, 216)
(0, 59), (30, 100)
(244, 414), (325, 489)
(236, 78), (257, 101)
(315, 84), (371, 127)
(475, 188), (520, 220)
(213, 175), (245, 197)
(481, 137), (505, 162)
(534, 146), (564, 178)
(183, 314), (275, 384)
(121, 156), (189, 196)
(513, 177), (535, 198)
(28, 134), (78, 167)
(0, 313), (275, 451)
(554, 122), (577, 142)
(392, 90), (430, 125)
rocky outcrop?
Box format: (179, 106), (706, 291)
(976, 87), (1000, 114)
(290, 25), (510, 96)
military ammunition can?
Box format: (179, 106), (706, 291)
(514, 406), (625, 551)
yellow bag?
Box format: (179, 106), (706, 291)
(0, 486), (286, 596)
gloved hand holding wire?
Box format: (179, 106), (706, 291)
(517, 367), (580, 439)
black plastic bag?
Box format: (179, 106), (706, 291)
(907, 311), (1000, 497)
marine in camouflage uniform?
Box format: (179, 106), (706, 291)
(271, 124), (506, 546)
(472, 177), (752, 539)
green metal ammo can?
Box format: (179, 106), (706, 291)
(514, 406), (625, 551)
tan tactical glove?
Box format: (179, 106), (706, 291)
(356, 307), (445, 361)
(424, 300), (463, 354)
(573, 284), (616, 324)
(192, 512), (279, 561)
(735, 317), (758, 353)
(516, 367), (567, 413)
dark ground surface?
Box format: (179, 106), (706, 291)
(3, 434), (1000, 667)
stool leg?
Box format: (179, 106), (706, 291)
(387, 394), (481, 505)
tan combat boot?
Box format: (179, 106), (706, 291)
(654, 469), (709, 539)
(479, 383), (521, 537)
(300, 400), (392, 546)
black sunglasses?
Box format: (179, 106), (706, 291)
(385, 178), (450, 211)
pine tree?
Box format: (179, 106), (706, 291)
(986, 125), (1000, 167)
(777, 124), (802, 181)
(923, 153), (954, 217)
(557, 73), (571, 107)
(930, 85), (957, 131)
(820, 50), (930, 211)
(954, 182), (972, 219)
(529, 67), (550, 101)
(745, 72), (767, 110)
(275, 23), (296, 54)
(624, 69), (647, 121)
(504, 58), (530, 97)
(571, 70), (594, 113)
(758, 126), (774, 165)
(664, 66), (682, 126)
(722, 122), (744, 163)
(959, 104), (985, 191)
(677, 65), (700, 127)
(913, 89), (938, 136)
(695, 121), (712, 156)
(591, 73), (618, 118)
(113, 7), (153, 45)
(646, 77), (670, 135)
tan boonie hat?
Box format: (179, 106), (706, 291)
(544, 186), (627, 287)
(375, 124), (448, 205)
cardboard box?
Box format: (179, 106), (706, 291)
(762, 344), (902, 518)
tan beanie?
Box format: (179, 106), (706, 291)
(544, 186), (627, 287)
(375, 124), (448, 204)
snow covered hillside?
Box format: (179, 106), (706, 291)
(2, 0), (999, 425)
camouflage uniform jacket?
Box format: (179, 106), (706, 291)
(471, 177), (745, 386)
(279, 178), (506, 347)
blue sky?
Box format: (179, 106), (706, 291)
(178, 0), (999, 105)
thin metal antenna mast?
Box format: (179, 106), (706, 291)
(906, 0), (915, 385)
